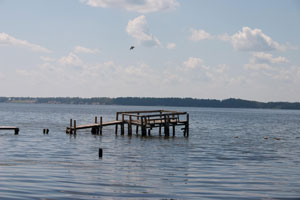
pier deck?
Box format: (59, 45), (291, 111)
(0, 126), (19, 135)
(66, 110), (189, 137)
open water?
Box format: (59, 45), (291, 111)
(0, 103), (300, 200)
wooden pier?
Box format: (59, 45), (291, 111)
(66, 110), (189, 137)
(0, 126), (19, 135)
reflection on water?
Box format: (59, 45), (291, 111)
(0, 103), (300, 199)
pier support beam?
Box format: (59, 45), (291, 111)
(69, 119), (73, 134)
(121, 114), (125, 135)
(128, 116), (132, 136)
(164, 115), (170, 137)
(74, 120), (77, 134)
(99, 116), (103, 135)
(141, 117), (147, 137)
(115, 113), (119, 135)
(136, 114), (139, 135)
(184, 114), (189, 137)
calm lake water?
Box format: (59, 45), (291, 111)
(0, 103), (300, 200)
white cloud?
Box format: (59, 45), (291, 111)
(245, 52), (289, 71)
(0, 32), (51, 53)
(183, 57), (204, 70)
(166, 42), (176, 49)
(74, 45), (100, 54)
(231, 27), (283, 51)
(189, 29), (213, 41)
(189, 27), (287, 52)
(126, 15), (161, 47)
(58, 52), (83, 66)
(250, 52), (288, 64)
(80, 0), (179, 13)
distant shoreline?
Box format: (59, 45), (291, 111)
(1, 97), (300, 110)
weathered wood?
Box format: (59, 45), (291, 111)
(164, 115), (170, 137)
(68, 121), (122, 130)
(99, 116), (103, 135)
(69, 119), (73, 134)
(136, 114), (139, 135)
(141, 117), (147, 136)
(115, 112), (119, 135)
(66, 110), (189, 137)
(98, 148), (103, 158)
(128, 115), (132, 136)
(74, 120), (77, 134)
(91, 127), (97, 134)
(186, 114), (189, 137)
(172, 124), (175, 137)
(159, 111), (162, 136)
(0, 126), (19, 135)
(121, 114), (124, 135)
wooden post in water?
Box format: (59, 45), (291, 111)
(99, 116), (103, 135)
(128, 115), (132, 136)
(172, 113), (175, 137)
(141, 116), (147, 136)
(98, 148), (103, 158)
(186, 114), (189, 137)
(93, 116), (98, 134)
(136, 114), (139, 135)
(164, 115), (170, 137)
(159, 111), (162, 136)
(14, 128), (19, 135)
(69, 119), (73, 134)
(121, 114), (125, 135)
(74, 120), (77, 134)
(115, 112), (119, 135)
(172, 123), (175, 137)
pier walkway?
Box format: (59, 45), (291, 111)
(66, 110), (189, 137)
(0, 126), (19, 135)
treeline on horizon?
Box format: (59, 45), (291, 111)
(1, 97), (300, 110)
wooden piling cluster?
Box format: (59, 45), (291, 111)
(66, 110), (189, 137)
(0, 126), (19, 135)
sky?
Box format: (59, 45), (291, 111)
(0, 0), (300, 102)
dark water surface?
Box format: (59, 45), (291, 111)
(0, 103), (300, 199)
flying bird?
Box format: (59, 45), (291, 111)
(130, 46), (135, 50)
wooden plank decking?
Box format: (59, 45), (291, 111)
(0, 126), (19, 135)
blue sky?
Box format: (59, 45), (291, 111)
(0, 0), (299, 102)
